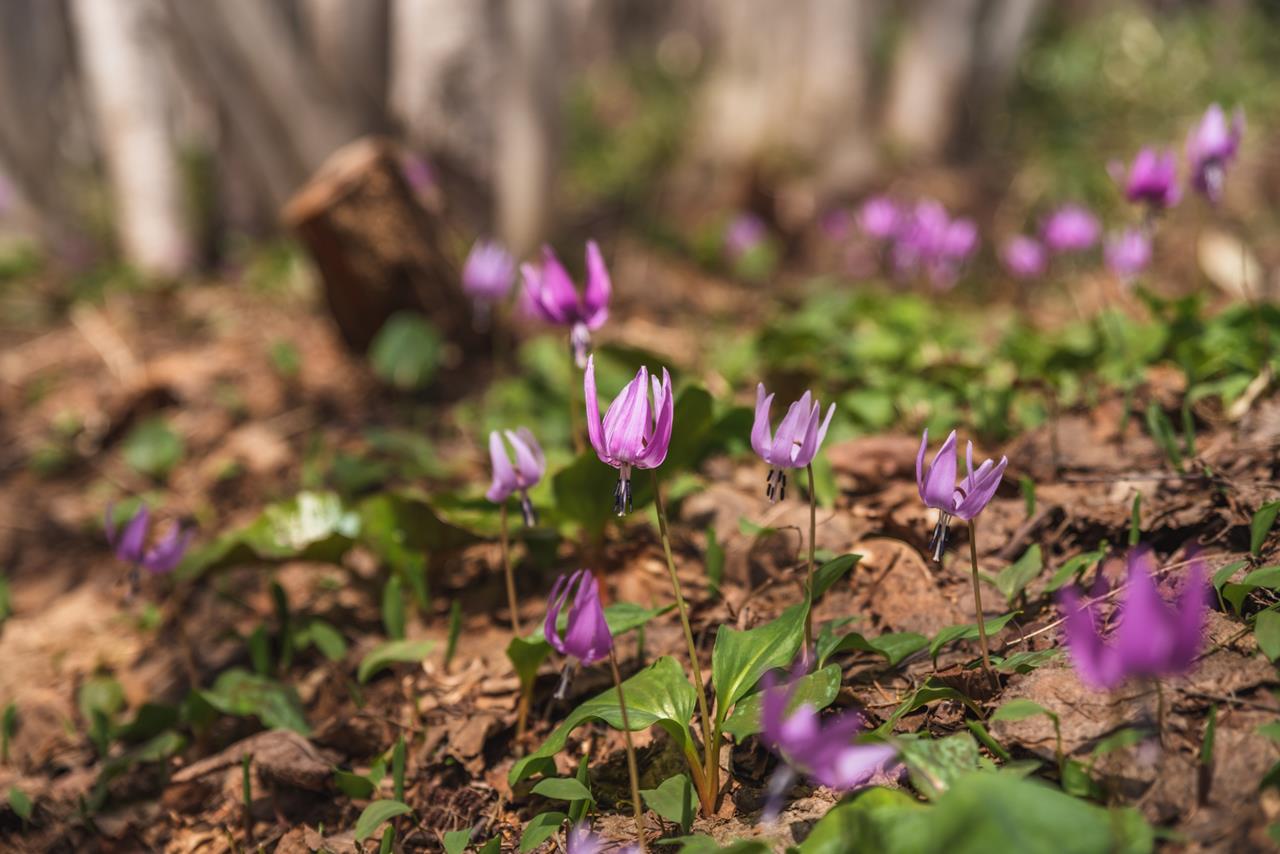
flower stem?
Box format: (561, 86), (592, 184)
(966, 518), (997, 690)
(610, 648), (647, 852)
(568, 337), (584, 454)
(650, 470), (716, 811)
(804, 463), (817, 660)
(499, 504), (522, 636)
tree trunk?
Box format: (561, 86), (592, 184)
(71, 0), (194, 278)
(299, 0), (391, 131)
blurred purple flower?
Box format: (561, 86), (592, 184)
(761, 670), (897, 795)
(1186, 104), (1244, 204)
(545, 570), (612, 667)
(401, 153), (437, 196)
(462, 239), (516, 303)
(1060, 549), (1207, 690)
(521, 242), (611, 368)
(106, 503), (192, 577)
(892, 200), (978, 290)
(584, 355), (674, 515)
(1114, 148), (1180, 210)
(1041, 204), (1100, 254)
(820, 208), (854, 240)
(1104, 228), (1152, 283)
(725, 213), (768, 261)
(751, 383), (834, 503)
(857, 196), (900, 241)
(917, 429), (1008, 560)
(566, 823), (638, 854)
(1001, 235), (1047, 280)
(485, 427), (545, 526)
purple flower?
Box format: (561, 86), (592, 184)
(916, 429), (1008, 560)
(545, 570), (612, 667)
(521, 241), (611, 368)
(106, 503), (192, 577)
(1041, 204), (1100, 254)
(485, 427), (545, 526)
(1104, 228), (1152, 283)
(462, 239), (516, 303)
(751, 383), (835, 502)
(725, 213), (768, 261)
(891, 200), (978, 290)
(1001, 235), (1047, 280)
(1116, 148), (1180, 210)
(566, 823), (638, 854)
(1186, 104), (1244, 204)
(1059, 549), (1207, 690)
(584, 355), (674, 515)
(761, 671), (897, 793)
(858, 196), (900, 241)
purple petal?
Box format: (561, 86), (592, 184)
(1113, 549), (1179, 679)
(954, 455), (1006, 520)
(584, 356), (608, 463)
(117, 505), (150, 564)
(1059, 586), (1121, 689)
(582, 241), (610, 330)
(751, 384), (775, 461)
(562, 571), (613, 665)
(543, 572), (574, 655)
(142, 524), (191, 574)
(768, 393), (811, 469)
(1170, 557), (1208, 670)
(505, 428), (545, 488)
(536, 246), (583, 323)
(636, 369), (673, 469)
(520, 262), (560, 324)
(486, 431), (517, 503)
(919, 431), (958, 511)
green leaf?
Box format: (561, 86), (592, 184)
(354, 799), (413, 843)
(991, 648), (1060, 674)
(1045, 545), (1108, 593)
(334, 768), (376, 799)
(510, 657), (696, 785)
(1144, 402), (1184, 473)
(569, 755), (591, 824)
(811, 554), (861, 600)
(1252, 501), (1280, 557)
(392, 735), (406, 803)
(1019, 476), (1036, 518)
(641, 773), (697, 833)
(197, 668), (309, 734)
(552, 452), (618, 540)
(442, 827), (473, 854)
(1222, 565), (1280, 614)
(477, 837), (501, 854)
(898, 732), (987, 800)
(991, 699), (1059, 725)
(122, 418), (184, 480)
(705, 527), (724, 598)
(817, 628), (928, 669)
(369, 312), (443, 390)
(1257, 721), (1280, 743)
(2, 703), (15, 763)
(358, 639), (434, 684)
(77, 676), (125, 725)
(712, 603), (807, 724)
(721, 664), (841, 740)
(877, 679), (981, 734)
(300, 619), (348, 662)
(8, 786), (32, 821)
(662, 385), (717, 474)
(994, 545), (1043, 605)
(928, 613), (1018, 663)
(519, 811), (567, 853)
(531, 777), (593, 803)
(445, 600), (463, 670)
(382, 576), (406, 641)
(247, 625), (271, 675)
(1255, 609), (1280, 661)
(379, 827), (395, 854)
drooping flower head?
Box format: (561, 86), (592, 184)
(1186, 104), (1244, 204)
(724, 212), (768, 261)
(545, 570), (613, 700)
(106, 503), (193, 590)
(521, 241), (611, 368)
(584, 355), (674, 515)
(1041, 204), (1100, 254)
(1114, 148), (1180, 210)
(751, 383), (835, 503)
(858, 196), (901, 241)
(485, 427), (545, 526)
(916, 429), (1008, 560)
(1001, 235), (1047, 281)
(1104, 228), (1152, 284)
(891, 200), (979, 290)
(761, 669), (897, 798)
(462, 239), (516, 304)
(1059, 549), (1208, 690)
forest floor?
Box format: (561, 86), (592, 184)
(1, 241), (1278, 853)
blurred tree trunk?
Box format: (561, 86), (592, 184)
(961, 0), (1044, 150)
(883, 0), (983, 159)
(71, 0), (194, 279)
(299, 0), (390, 131)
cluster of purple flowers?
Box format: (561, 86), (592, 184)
(856, 196), (979, 291)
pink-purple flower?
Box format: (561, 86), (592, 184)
(106, 503), (192, 580)
(917, 429), (1007, 560)
(751, 383), (834, 502)
(1059, 549), (1207, 690)
(545, 570), (612, 667)
(1186, 104), (1244, 204)
(485, 428), (545, 526)
(1001, 235), (1047, 280)
(891, 200), (979, 290)
(724, 212), (768, 261)
(857, 196), (901, 241)
(522, 241), (611, 368)
(584, 355), (674, 515)
(565, 822), (638, 854)
(1104, 228), (1152, 283)
(1115, 148), (1180, 210)
(1041, 204), (1100, 254)
(462, 239), (516, 304)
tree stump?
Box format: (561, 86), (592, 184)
(282, 136), (471, 352)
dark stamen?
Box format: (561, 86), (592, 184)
(519, 492), (538, 528)
(765, 468), (788, 503)
(613, 474), (633, 516)
(554, 662), (578, 700)
(929, 513), (953, 562)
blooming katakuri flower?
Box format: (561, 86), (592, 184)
(1001, 235), (1047, 280)
(917, 429), (1008, 561)
(1104, 228), (1152, 283)
(1186, 104), (1244, 204)
(486, 427), (546, 526)
(106, 504), (192, 591)
(1059, 549), (1207, 690)
(584, 354), (673, 515)
(724, 212), (768, 261)
(545, 569), (613, 698)
(1114, 148), (1180, 210)
(751, 383), (835, 503)
(462, 239), (516, 304)
(1041, 204), (1100, 254)
(857, 196), (901, 241)
(565, 822), (639, 854)
(890, 200), (978, 290)
(521, 241), (611, 368)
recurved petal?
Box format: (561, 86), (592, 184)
(563, 572), (613, 665)
(920, 430), (958, 510)
(513, 426), (546, 475)
(582, 241), (611, 330)
(142, 524), (192, 574)
(1113, 549), (1179, 679)
(603, 367), (651, 463)
(768, 396), (809, 468)
(584, 356), (608, 463)
(1170, 557), (1209, 669)
(1059, 586), (1121, 689)
(486, 431), (517, 502)
(636, 369), (674, 469)
(506, 428), (545, 487)
(118, 505), (150, 564)
(954, 455), (1006, 520)
(543, 572), (574, 654)
(539, 246), (582, 322)
(751, 384), (775, 460)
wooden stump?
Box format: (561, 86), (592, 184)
(283, 136), (471, 352)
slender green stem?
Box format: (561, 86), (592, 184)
(804, 463), (817, 660)
(610, 649), (647, 852)
(568, 338), (584, 454)
(966, 519), (996, 689)
(650, 470), (716, 810)
(499, 504), (522, 636)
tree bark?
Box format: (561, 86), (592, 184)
(299, 0), (391, 131)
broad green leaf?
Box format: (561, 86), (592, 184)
(1222, 565), (1280, 614)
(811, 554), (861, 600)
(358, 639), (434, 683)
(1252, 501), (1280, 557)
(1045, 545), (1108, 593)
(442, 827), (473, 854)
(519, 811), (567, 852)
(552, 452), (618, 540)
(817, 628), (928, 669)
(794, 787), (926, 854)
(721, 664), (841, 740)
(510, 657), (696, 785)
(334, 769), (376, 799)
(674, 837), (772, 854)
(197, 668), (309, 734)
(662, 385), (716, 474)
(382, 576), (406, 640)
(641, 773), (697, 833)
(897, 732), (988, 800)
(1255, 609), (1280, 661)
(506, 602), (671, 689)
(877, 679), (982, 733)
(712, 603), (807, 724)
(995, 545), (1043, 605)
(531, 777), (593, 803)
(300, 619), (347, 662)
(354, 799), (413, 843)
(77, 676), (125, 725)
(991, 648), (1060, 674)
(477, 837), (501, 854)
(706, 527), (724, 597)
(369, 312), (443, 390)
(8, 786), (31, 821)
(122, 418), (184, 480)
(928, 613), (1018, 663)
